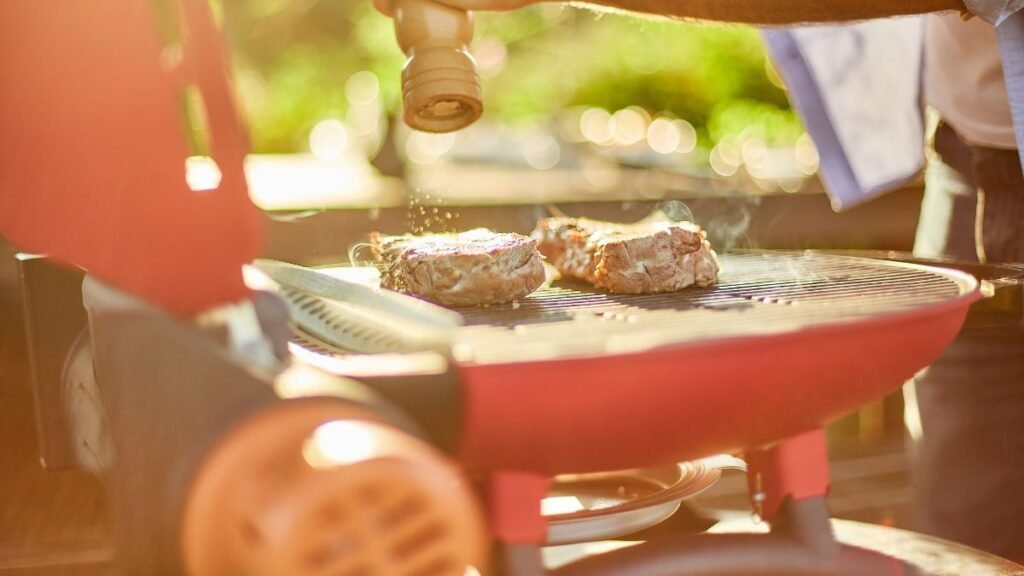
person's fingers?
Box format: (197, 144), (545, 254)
(373, 0), (394, 16)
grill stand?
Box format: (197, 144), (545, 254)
(490, 430), (927, 575)
(489, 471), (551, 576)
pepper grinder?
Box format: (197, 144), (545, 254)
(393, 0), (483, 133)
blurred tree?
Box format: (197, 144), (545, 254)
(219, 0), (799, 153)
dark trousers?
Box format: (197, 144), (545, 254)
(909, 122), (1024, 563)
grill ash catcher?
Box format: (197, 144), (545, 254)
(5, 2), (1018, 575)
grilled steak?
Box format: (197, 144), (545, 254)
(532, 216), (719, 293)
(371, 229), (546, 306)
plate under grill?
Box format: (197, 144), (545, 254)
(292, 252), (975, 365)
(447, 252), (974, 363)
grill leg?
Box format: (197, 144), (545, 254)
(745, 428), (831, 524)
(497, 544), (547, 576)
(488, 471), (550, 576)
(552, 429), (929, 575)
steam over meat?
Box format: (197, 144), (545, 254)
(371, 229), (546, 307)
(532, 216), (719, 293)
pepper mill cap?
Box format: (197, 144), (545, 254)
(402, 47), (483, 133)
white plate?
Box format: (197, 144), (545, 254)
(545, 456), (745, 545)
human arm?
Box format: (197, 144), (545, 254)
(375, 0), (966, 25)
(569, 0), (965, 24)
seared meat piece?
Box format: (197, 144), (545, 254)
(532, 216), (719, 293)
(371, 229), (546, 307)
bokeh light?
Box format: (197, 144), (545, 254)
(184, 156), (223, 192)
(405, 131), (455, 165)
(795, 133), (820, 175)
(473, 37), (508, 77)
(347, 102), (383, 137)
(741, 137), (768, 170)
(304, 420), (377, 468)
(345, 71), (380, 106)
(524, 134), (561, 169)
(709, 144), (738, 177)
(309, 119), (349, 160)
(716, 136), (742, 168)
(675, 119), (698, 154)
(611, 107), (649, 146)
(646, 118), (680, 154)
(580, 108), (613, 145)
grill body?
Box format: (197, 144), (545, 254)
(452, 252), (977, 475)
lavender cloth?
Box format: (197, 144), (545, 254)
(763, 5), (1024, 212)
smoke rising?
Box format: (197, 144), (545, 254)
(658, 197), (761, 251)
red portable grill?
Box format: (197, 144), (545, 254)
(451, 252), (977, 475)
(277, 250), (979, 574)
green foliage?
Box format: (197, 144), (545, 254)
(220, 0), (799, 153)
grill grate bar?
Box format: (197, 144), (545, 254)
(288, 253), (973, 364)
(448, 253), (972, 363)
(457, 280), (953, 327)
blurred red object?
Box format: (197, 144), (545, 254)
(0, 0), (262, 315)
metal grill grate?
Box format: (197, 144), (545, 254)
(448, 252), (974, 364)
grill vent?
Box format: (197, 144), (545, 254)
(281, 288), (450, 355)
(278, 482), (464, 576)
